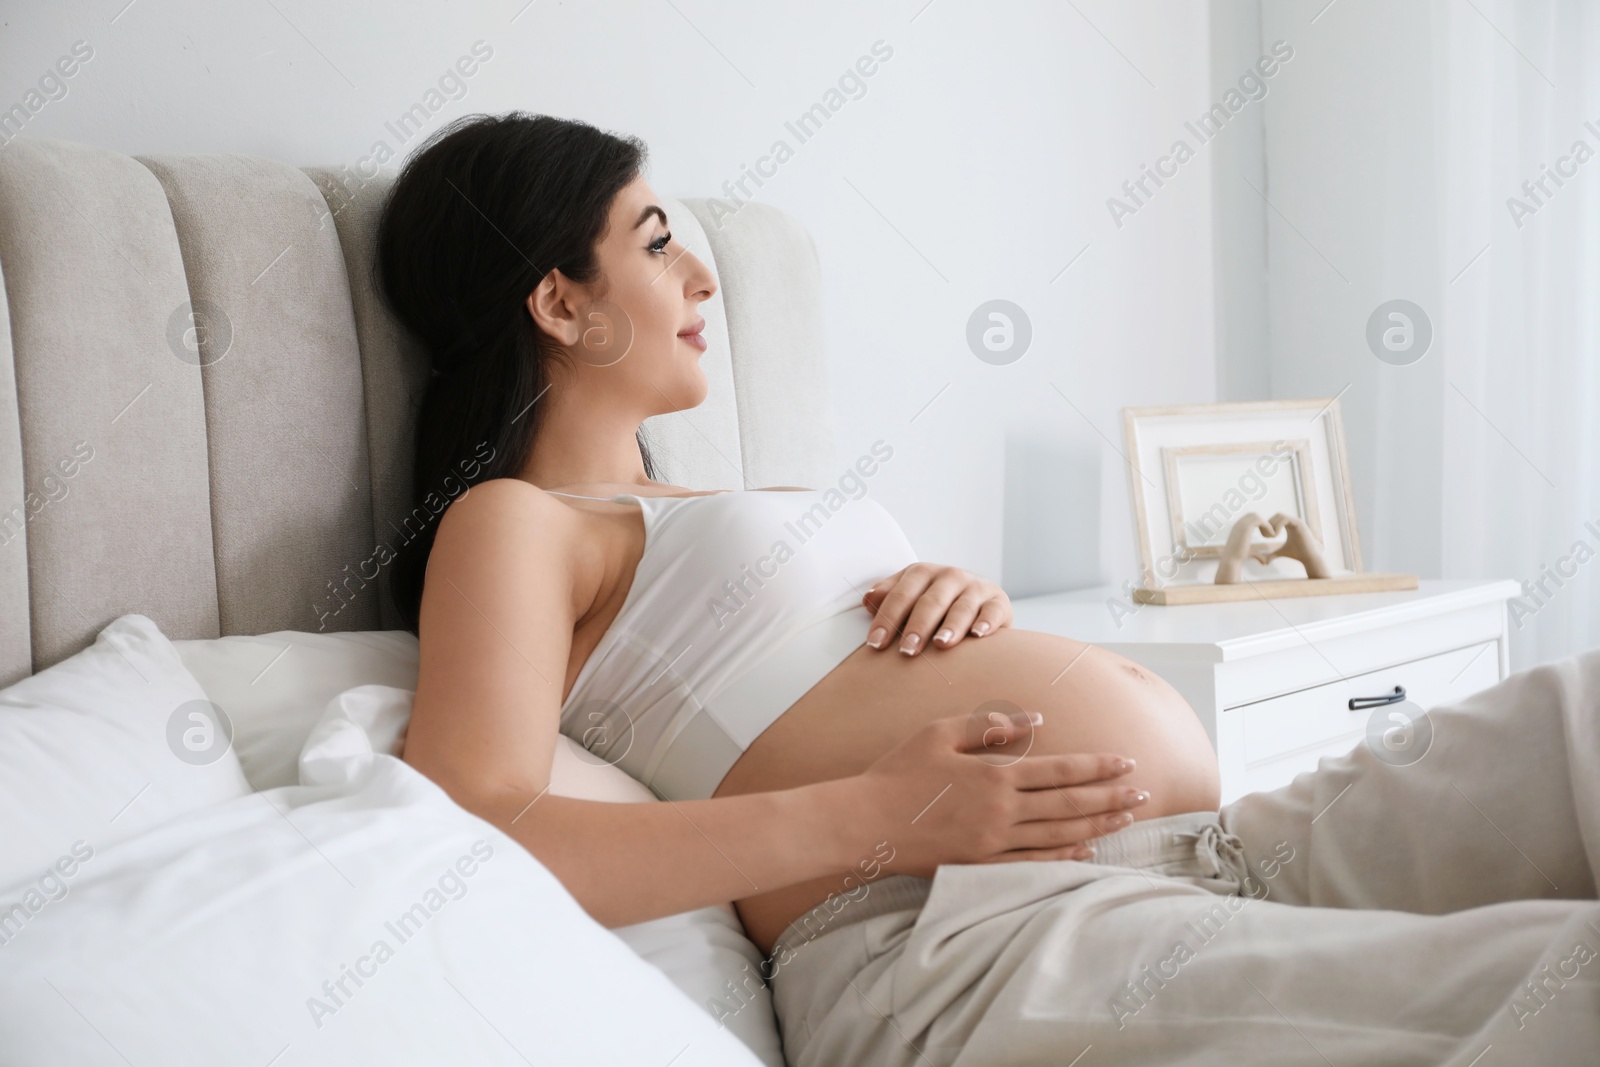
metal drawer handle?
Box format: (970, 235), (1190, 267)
(1349, 685), (1406, 711)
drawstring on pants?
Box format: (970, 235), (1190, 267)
(1174, 822), (1253, 895)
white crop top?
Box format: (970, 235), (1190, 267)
(550, 488), (918, 801)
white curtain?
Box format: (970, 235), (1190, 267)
(1255, 0), (1599, 671)
(1437, 0), (1600, 667)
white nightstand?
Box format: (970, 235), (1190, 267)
(1009, 579), (1521, 804)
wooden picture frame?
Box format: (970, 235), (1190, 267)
(1122, 398), (1415, 604)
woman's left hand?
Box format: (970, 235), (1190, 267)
(861, 563), (1012, 656)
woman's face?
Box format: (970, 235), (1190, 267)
(528, 175), (718, 417)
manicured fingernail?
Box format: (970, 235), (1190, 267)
(1112, 758), (1135, 774)
(899, 633), (921, 655)
(1073, 846), (1095, 860)
(1109, 812), (1134, 828)
(866, 627), (887, 649)
(971, 621), (990, 636)
(1027, 711), (1044, 725)
(1124, 789), (1150, 808)
(934, 628), (953, 645)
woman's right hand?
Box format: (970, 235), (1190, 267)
(851, 708), (1146, 877)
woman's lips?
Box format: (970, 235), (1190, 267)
(677, 320), (707, 352)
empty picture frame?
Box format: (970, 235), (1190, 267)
(1123, 399), (1362, 589)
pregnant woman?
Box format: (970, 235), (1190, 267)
(380, 113), (1600, 1066)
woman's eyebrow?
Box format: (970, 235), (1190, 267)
(633, 204), (668, 229)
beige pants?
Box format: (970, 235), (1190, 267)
(768, 648), (1600, 1067)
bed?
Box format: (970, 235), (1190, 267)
(0, 135), (835, 1065)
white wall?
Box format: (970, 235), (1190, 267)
(1257, 0), (1448, 582)
(1208, 0), (1271, 403)
(1, 0), (1216, 598)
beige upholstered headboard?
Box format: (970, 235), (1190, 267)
(0, 137), (837, 686)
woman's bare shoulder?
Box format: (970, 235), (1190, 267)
(426, 478), (599, 634)
(432, 477), (593, 569)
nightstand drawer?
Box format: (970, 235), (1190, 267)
(1234, 640), (1500, 791)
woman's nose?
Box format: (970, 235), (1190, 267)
(685, 250), (717, 301)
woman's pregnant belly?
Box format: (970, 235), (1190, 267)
(711, 628), (1222, 955)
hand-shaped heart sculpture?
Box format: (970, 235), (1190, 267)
(1214, 511), (1332, 584)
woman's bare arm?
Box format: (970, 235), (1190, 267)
(457, 784), (863, 928)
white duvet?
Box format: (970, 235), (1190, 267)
(0, 683), (763, 1066)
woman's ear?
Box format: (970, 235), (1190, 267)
(526, 270), (580, 346)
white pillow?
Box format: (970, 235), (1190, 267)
(174, 629), (419, 791)
(300, 682), (788, 1067)
(0, 685), (764, 1066)
(0, 613), (252, 892)
(173, 630), (786, 1067)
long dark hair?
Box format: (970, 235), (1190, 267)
(374, 111), (657, 634)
